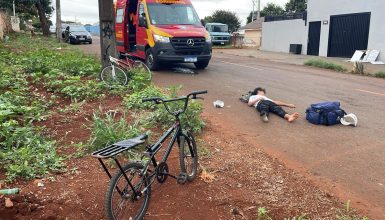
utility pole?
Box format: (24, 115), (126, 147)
(56, 0), (62, 42)
(98, 0), (117, 67)
(257, 0), (261, 19)
(13, 0), (16, 16)
(251, 0), (255, 22)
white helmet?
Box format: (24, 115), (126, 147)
(340, 113), (358, 127)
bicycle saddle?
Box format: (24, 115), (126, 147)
(91, 134), (148, 159)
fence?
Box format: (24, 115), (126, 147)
(265, 12), (307, 23)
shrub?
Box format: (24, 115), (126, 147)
(0, 121), (64, 181)
(87, 110), (142, 152)
(374, 71), (385, 78)
(304, 59), (347, 72)
(123, 85), (166, 110)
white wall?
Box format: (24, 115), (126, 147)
(261, 19), (308, 54)
(308, 0), (385, 62)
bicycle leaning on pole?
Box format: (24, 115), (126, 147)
(99, 44), (152, 86)
(91, 90), (207, 220)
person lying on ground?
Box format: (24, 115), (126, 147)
(248, 87), (300, 123)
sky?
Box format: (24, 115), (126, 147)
(52, 0), (287, 25)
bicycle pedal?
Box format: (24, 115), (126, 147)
(177, 172), (187, 184)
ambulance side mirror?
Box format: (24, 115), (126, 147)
(139, 14), (148, 28)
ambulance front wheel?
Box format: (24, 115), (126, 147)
(145, 49), (159, 71)
(194, 60), (209, 70)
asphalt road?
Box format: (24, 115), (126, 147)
(80, 38), (385, 218)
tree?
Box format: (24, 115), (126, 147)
(285, 0), (307, 13)
(0, 0), (53, 36)
(246, 11), (258, 24)
(260, 3), (285, 17)
(204, 10), (241, 32)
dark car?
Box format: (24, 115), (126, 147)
(64, 25), (92, 44)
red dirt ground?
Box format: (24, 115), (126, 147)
(1, 93), (356, 219)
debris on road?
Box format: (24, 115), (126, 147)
(173, 67), (195, 74)
(0, 188), (20, 195)
(5, 197), (14, 208)
(200, 167), (215, 183)
(213, 100), (224, 108)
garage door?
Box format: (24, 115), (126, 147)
(328, 12), (371, 58)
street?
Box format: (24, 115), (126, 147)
(81, 38), (385, 218)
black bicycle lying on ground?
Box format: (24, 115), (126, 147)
(92, 90), (207, 220)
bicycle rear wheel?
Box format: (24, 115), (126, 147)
(100, 65), (128, 86)
(131, 60), (152, 81)
(105, 162), (151, 220)
(179, 132), (198, 182)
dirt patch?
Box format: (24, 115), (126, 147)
(1, 90), (351, 219)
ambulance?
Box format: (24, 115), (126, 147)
(115, 0), (212, 70)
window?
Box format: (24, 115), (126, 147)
(116, 8), (124, 23)
(147, 4), (201, 25)
(139, 4), (145, 16)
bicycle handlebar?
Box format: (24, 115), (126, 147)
(142, 90), (208, 116)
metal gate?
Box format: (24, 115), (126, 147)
(307, 21), (321, 56)
(328, 12), (371, 58)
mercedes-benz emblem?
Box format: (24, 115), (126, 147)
(187, 39), (195, 46)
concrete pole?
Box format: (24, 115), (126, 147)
(13, 0), (16, 16)
(257, 0), (261, 19)
(56, 0), (62, 42)
(251, 0), (255, 22)
(98, 0), (117, 67)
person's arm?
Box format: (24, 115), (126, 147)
(274, 100), (296, 108)
(248, 96), (263, 107)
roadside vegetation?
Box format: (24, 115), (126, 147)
(304, 59), (347, 72)
(0, 33), (205, 182)
(374, 71), (385, 78)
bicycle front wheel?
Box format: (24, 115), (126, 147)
(179, 132), (198, 182)
(100, 65), (128, 86)
(105, 162), (151, 220)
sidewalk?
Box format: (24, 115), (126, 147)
(214, 48), (385, 74)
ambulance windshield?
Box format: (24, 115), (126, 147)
(147, 3), (202, 26)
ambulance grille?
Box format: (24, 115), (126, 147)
(171, 37), (206, 49)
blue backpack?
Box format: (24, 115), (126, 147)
(306, 102), (346, 126)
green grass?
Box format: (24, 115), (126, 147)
(374, 71), (385, 78)
(304, 59), (347, 72)
(0, 33), (110, 181)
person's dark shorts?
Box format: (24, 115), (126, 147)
(256, 100), (287, 118)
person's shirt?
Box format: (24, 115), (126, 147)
(248, 95), (273, 107)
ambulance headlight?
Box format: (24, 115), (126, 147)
(153, 34), (170, 43)
(206, 35), (212, 42)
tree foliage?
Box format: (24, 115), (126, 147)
(285, 0), (307, 13)
(246, 11), (258, 24)
(204, 10), (241, 32)
(260, 3), (285, 17)
(0, 0), (53, 36)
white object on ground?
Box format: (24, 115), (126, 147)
(340, 113), (358, 127)
(371, 61), (385, 65)
(363, 50), (380, 63)
(213, 100), (224, 108)
(350, 50), (365, 62)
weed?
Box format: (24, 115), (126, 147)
(374, 71), (385, 78)
(284, 214), (308, 220)
(257, 207), (272, 220)
(197, 139), (212, 159)
(304, 59), (347, 72)
(336, 200), (369, 220)
(352, 62), (365, 75)
(87, 110), (143, 152)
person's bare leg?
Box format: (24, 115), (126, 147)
(284, 112), (300, 122)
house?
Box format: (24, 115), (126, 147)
(239, 17), (264, 47)
(261, 0), (385, 62)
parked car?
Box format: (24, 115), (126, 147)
(63, 25), (92, 44)
(205, 23), (231, 45)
